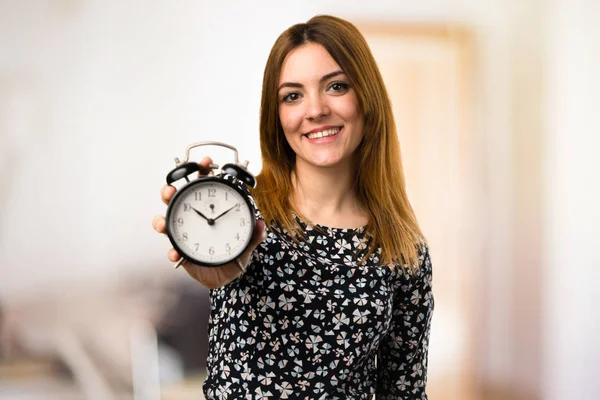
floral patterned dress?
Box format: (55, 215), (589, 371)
(202, 207), (434, 399)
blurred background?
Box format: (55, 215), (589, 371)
(0, 0), (598, 399)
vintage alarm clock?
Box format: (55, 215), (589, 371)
(165, 141), (257, 270)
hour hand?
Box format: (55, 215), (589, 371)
(191, 207), (214, 225)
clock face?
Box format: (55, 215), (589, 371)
(166, 178), (255, 265)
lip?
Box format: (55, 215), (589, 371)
(304, 125), (343, 135)
(303, 127), (343, 144)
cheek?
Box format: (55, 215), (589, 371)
(335, 92), (362, 122)
(279, 107), (303, 133)
(342, 102), (361, 122)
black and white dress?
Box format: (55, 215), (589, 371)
(203, 190), (434, 399)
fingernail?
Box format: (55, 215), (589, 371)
(262, 228), (268, 240)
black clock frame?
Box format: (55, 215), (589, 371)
(165, 175), (257, 267)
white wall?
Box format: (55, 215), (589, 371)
(5, 0), (595, 398)
(0, 2), (520, 396)
(0, 0), (511, 293)
(0, 0), (514, 390)
(543, 0), (600, 398)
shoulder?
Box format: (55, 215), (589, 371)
(413, 238), (433, 280)
(417, 238), (431, 265)
(393, 238), (432, 288)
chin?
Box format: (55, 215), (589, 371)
(310, 157), (344, 168)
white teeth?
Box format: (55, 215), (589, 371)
(306, 128), (340, 140)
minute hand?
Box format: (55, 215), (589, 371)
(213, 204), (238, 221)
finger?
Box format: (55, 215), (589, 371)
(198, 156), (214, 174)
(168, 248), (181, 262)
(152, 215), (166, 233)
(161, 184), (176, 205)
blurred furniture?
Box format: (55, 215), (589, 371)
(0, 270), (211, 400)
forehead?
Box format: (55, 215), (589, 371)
(279, 42), (341, 84)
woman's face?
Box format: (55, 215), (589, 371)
(277, 42), (364, 170)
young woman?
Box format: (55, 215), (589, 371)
(153, 15), (434, 400)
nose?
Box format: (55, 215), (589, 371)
(304, 93), (330, 121)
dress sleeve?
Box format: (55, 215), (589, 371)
(376, 242), (434, 399)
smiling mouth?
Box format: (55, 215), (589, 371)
(304, 127), (342, 140)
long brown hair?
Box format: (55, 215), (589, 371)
(252, 15), (425, 272)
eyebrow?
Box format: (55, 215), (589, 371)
(277, 70), (345, 92)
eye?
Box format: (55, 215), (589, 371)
(327, 82), (350, 94)
(281, 92), (301, 103)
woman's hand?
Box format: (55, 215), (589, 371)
(152, 156), (267, 289)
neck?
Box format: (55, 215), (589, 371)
(291, 158), (367, 228)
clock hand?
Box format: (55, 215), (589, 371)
(213, 204), (238, 221)
(191, 207), (215, 226)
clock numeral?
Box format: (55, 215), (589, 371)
(176, 218), (184, 227)
(235, 203), (241, 211)
(194, 243), (199, 251)
(225, 192), (228, 201)
(208, 188), (216, 198)
(235, 233), (240, 241)
(225, 243), (231, 255)
(209, 247), (215, 255)
(182, 233), (188, 241)
(240, 218), (246, 227)
(194, 192), (202, 201)
(183, 203), (191, 212)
